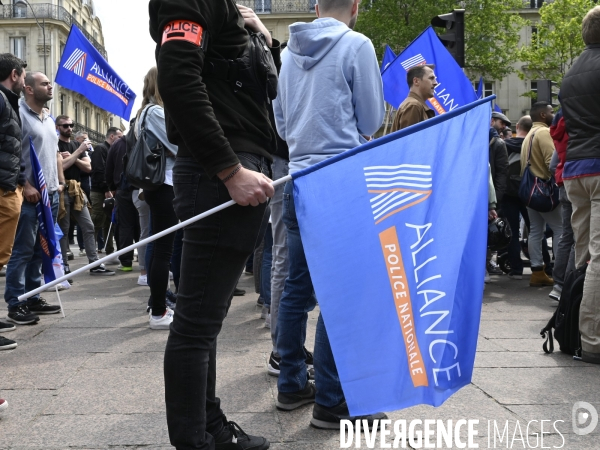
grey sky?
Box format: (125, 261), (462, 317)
(94, 0), (156, 124)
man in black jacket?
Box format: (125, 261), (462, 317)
(149, 1), (277, 448)
(561, 5), (600, 364)
(90, 127), (122, 256)
(0, 53), (26, 350)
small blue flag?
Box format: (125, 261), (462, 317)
(56, 25), (136, 120)
(291, 97), (493, 415)
(30, 138), (69, 290)
(381, 27), (477, 113)
(476, 77), (484, 99)
(381, 45), (397, 74)
(494, 103), (503, 113)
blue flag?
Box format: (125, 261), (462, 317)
(476, 77), (484, 99)
(56, 25), (136, 120)
(381, 27), (477, 113)
(381, 45), (397, 74)
(30, 139), (69, 290)
(291, 97), (492, 415)
(494, 103), (503, 113)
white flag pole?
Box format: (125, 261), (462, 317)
(18, 175), (293, 301)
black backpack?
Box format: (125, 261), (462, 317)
(203, 31), (278, 105)
(540, 264), (588, 355)
(505, 150), (522, 198)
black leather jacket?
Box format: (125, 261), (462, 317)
(0, 84), (23, 191)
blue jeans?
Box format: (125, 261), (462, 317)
(277, 180), (344, 407)
(261, 223), (273, 307)
(4, 191), (59, 310)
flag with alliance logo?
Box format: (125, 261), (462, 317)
(381, 27), (477, 114)
(30, 139), (70, 290)
(291, 97), (492, 415)
(56, 25), (136, 119)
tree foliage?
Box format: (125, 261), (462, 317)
(518, 0), (594, 84)
(355, 0), (526, 81)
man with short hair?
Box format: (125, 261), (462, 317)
(560, 5), (600, 364)
(55, 114), (114, 277)
(90, 126), (122, 256)
(274, 0), (387, 429)
(0, 53), (27, 348)
(499, 115), (532, 280)
(390, 64), (437, 131)
(520, 101), (563, 288)
(4, 71), (63, 325)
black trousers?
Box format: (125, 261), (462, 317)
(164, 154), (270, 449)
(144, 183), (177, 317)
(115, 189), (139, 266)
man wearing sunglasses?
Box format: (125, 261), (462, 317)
(55, 115), (114, 279)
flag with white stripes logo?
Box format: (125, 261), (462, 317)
(400, 54), (426, 71)
(291, 97), (492, 416)
(63, 48), (87, 77)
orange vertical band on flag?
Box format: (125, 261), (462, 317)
(428, 97), (446, 115)
(379, 226), (429, 387)
(162, 20), (204, 47)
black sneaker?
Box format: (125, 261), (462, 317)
(310, 401), (388, 430)
(28, 297), (61, 315)
(90, 264), (115, 276)
(0, 335), (17, 350)
(486, 262), (503, 275)
(276, 382), (316, 411)
(7, 305), (39, 325)
(0, 322), (16, 332)
(267, 352), (280, 377)
(213, 417), (269, 450)
(234, 288), (246, 296)
(64, 265), (74, 285)
(304, 346), (314, 369)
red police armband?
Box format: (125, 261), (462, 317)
(162, 20), (204, 47)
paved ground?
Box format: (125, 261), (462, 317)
(0, 254), (599, 450)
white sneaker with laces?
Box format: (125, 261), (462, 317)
(149, 307), (174, 330)
(137, 274), (148, 286)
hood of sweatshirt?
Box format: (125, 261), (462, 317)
(504, 137), (525, 156)
(287, 18), (351, 71)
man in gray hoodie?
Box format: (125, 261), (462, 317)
(273, 0), (386, 429)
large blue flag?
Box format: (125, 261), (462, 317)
(381, 45), (396, 74)
(30, 139), (69, 290)
(56, 25), (136, 120)
(381, 27), (477, 113)
(292, 97), (492, 415)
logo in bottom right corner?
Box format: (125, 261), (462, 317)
(572, 401), (598, 436)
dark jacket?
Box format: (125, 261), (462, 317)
(148, 0), (279, 178)
(561, 44), (600, 163)
(489, 128), (509, 202)
(91, 140), (110, 193)
(0, 84), (24, 191)
(503, 136), (525, 157)
(105, 137), (127, 192)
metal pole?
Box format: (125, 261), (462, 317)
(23, 0), (47, 74)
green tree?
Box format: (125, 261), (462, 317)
(518, 0), (594, 84)
(355, 0), (525, 81)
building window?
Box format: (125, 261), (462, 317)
(9, 37), (26, 60)
(531, 81), (538, 106)
(96, 113), (101, 133)
(484, 82), (493, 98)
(254, 0), (271, 13)
(83, 20), (87, 30)
(60, 94), (65, 115)
(85, 107), (90, 127)
(75, 102), (80, 123)
(13, 1), (27, 18)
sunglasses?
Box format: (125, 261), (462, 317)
(60, 124), (74, 129)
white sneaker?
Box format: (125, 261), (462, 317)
(45, 283), (66, 292)
(104, 255), (120, 265)
(484, 270), (490, 283)
(149, 308), (174, 330)
(260, 305), (268, 319)
(79, 250), (86, 257)
(549, 285), (562, 301)
(137, 274), (148, 286)
(169, 271), (174, 280)
(264, 313), (271, 329)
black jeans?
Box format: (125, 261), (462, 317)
(499, 195), (530, 275)
(144, 183), (177, 317)
(115, 189), (139, 266)
(165, 153), (270, 449)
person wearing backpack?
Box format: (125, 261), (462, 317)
(499, 115), (532, 280)
(560, 5), (600, 364)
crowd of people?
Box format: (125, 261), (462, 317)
(1, 0), (600, 449)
